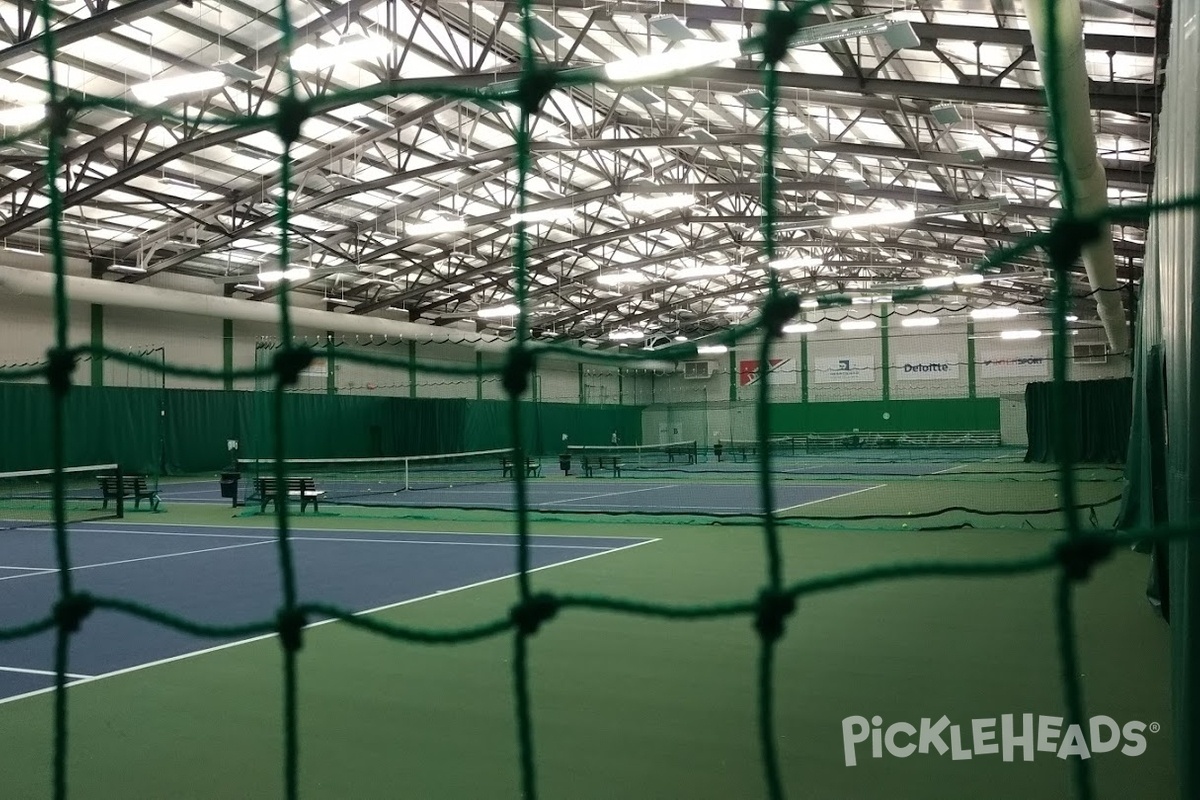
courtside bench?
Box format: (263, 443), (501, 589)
(581, 456), (622, 478)
(254, 476), (325, 513)
(501, 457), (542, 478)
(97, 474), (160, 511)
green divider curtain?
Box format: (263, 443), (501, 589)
(1023, 378), (1133, 463)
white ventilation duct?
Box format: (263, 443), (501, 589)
(0, 264), (510, 353)
(1020, 0), (1129, 352)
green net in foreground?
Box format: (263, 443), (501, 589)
(0, 1), (1189, 799)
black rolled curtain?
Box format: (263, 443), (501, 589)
(1024, 377), (1134, 463)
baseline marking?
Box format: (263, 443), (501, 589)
(775, 484), (886, 513)
(0, 537), (660, 707)
(539, 485), (674, 506)
(0, 665), (92, 680)
(0, 540), (275, 583)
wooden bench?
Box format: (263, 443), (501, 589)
(254, 476), (325, 513)
(97, 474), (160, 511)
(501, 457), (542, 478)
(581, 455), (622, 478)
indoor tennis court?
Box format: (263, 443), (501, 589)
(0, 0), (1191, 798)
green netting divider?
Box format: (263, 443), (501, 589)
(0, 0), (1189, 798)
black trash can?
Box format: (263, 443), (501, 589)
(219, 472), (241, 507)
(559, 453), (571, 475)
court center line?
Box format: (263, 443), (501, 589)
(0, 540), (275, 582)
(539, 485), (675, 506)
(775, 484), (887, 513)
(0, 665), (93, 680)
(0, 537), (661, 707)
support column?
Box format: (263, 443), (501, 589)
(880, 303), (891, 402)
(617, 367), (624, 405)
(90, 303), (104, 387)
(727, 349), (737, 402)
(578, 362), (585, 403)
(800, 334), (809, 404)
(325, 332), (336, 395)
(967, 319), (977, 399)
(222, 284), (234, 391)
(475, 351), (483, 400)
(408, 340), (417, 398)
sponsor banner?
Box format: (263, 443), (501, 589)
(813, 355), (875, 383)
(895, 352), (961, 381)
(738, 358), (797, 386)
(979, 353), (1048, 378)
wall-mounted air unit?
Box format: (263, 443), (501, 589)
(682, 360), (715, 379)
(1072, 343), (1108, 364)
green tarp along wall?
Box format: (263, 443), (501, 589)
(1023, 378), (1133, 464)
(0, 383), (642, 475)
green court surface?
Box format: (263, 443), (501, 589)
(0, 505), (1173, 799)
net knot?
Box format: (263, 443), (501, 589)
(760, 9), (799, 66)
(276, 608), (307, 652)
(516, 67), (557, 116)
(1046, 216), (1102, 269)
(274, 95), (310, 145)
(273, 346), (314, 387)
(761, 292), (801, 338)
(44, 347), (77, 397)
(1056, 535), (1114, 582)
(502, 347), (534, 397)
(754, 589), (795, 642)
(54, 592), (94, 633)
(510, 593), (558, 635)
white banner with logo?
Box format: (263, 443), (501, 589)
(979, 353), (1049, 378)
(813, 355), (875, 383)
(895, 352), (961, 381)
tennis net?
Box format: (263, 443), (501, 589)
(0, 464), (122, 529)
(237, 448), (517, 504)
(567, 440), (698, 468)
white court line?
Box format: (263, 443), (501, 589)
(775, 484), (887, 513)
(0, 665), (92, 680)
(68, 520), (651, 542)
(930, 463), (972, 475)
(0, 540), (275, 583)
(38, 527), (617, 551)
(538, 485), (674, 507)
(0, 537), (660, 708)
(0, 565), (56, 572)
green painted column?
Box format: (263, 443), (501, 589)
(408, 340), (417, 398)
(617, 367), (624, 405)
(222, 284), (234, 391)
(578, 362), (585, 403)
(90, 304), (104, 387)
(475, 351), (483, 400)
(967, 319), (977, 399)
(727, 349), (737, 402)
(880, 304), (891, 401)
(800, 334), (809, 404)
(325, 332), (336, 395)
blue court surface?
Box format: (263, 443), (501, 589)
(153, 477), (883, 514)
(0, 521), (654, 702)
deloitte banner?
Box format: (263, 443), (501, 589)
(979, 354), (1049, 378)
(895, 352), (960, 381)
(813, 355), (875, 383)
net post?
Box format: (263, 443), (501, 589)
(114, 465), (124, 519)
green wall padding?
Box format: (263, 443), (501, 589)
(770, 398), (1000, 434)
(1024, 378), (1133, 464)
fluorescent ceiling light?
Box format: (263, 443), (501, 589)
(829, 207), (916, 230)
(478, 304), (520, 318)
(234, 283), (264, 292)
(1065, 314), (1079, 322)
(771, 256), (821, 270)
(108, 264), (147, 274)
(620, 192), (696, 215)
(800, 298), (819, 308)
(1000, 329), (1042, 340)
(212, 60), (263, 83)
(735, 88), (770, 109)
(131, 71), (226, 103)
(901, 316), (940, 328)
(852, 295), (892, 304)
(954, 273), (985, 285)
(672, 263), (729, 280)
(684, 127), (717, 144)
(604, 40), (740, 84)
(724, 304), (750, 313)
(784, 132), (820, 149)
(882, 21), (921, 50)
(971, 307), (1019, 320)
(840, 319), (877, 331)
(406, 216), (466, 236)
(528, 14), (565, 42)
(649, 14), (694, 41)
(608, 329), (644, 341)
(291, 35), (393, 71)
(0, 105), (45, 126)
(930, 104), (963, 125)
(697, 344), (728, 354)
(624, 87), (663, 105)
(673, 335), (688, 342)
(259, 267), (311, 282)
(596, 270), (647, 285)
(508, 208), (577, 225)
(783, 322), (817, 334)
(922, 275), (955, 288)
